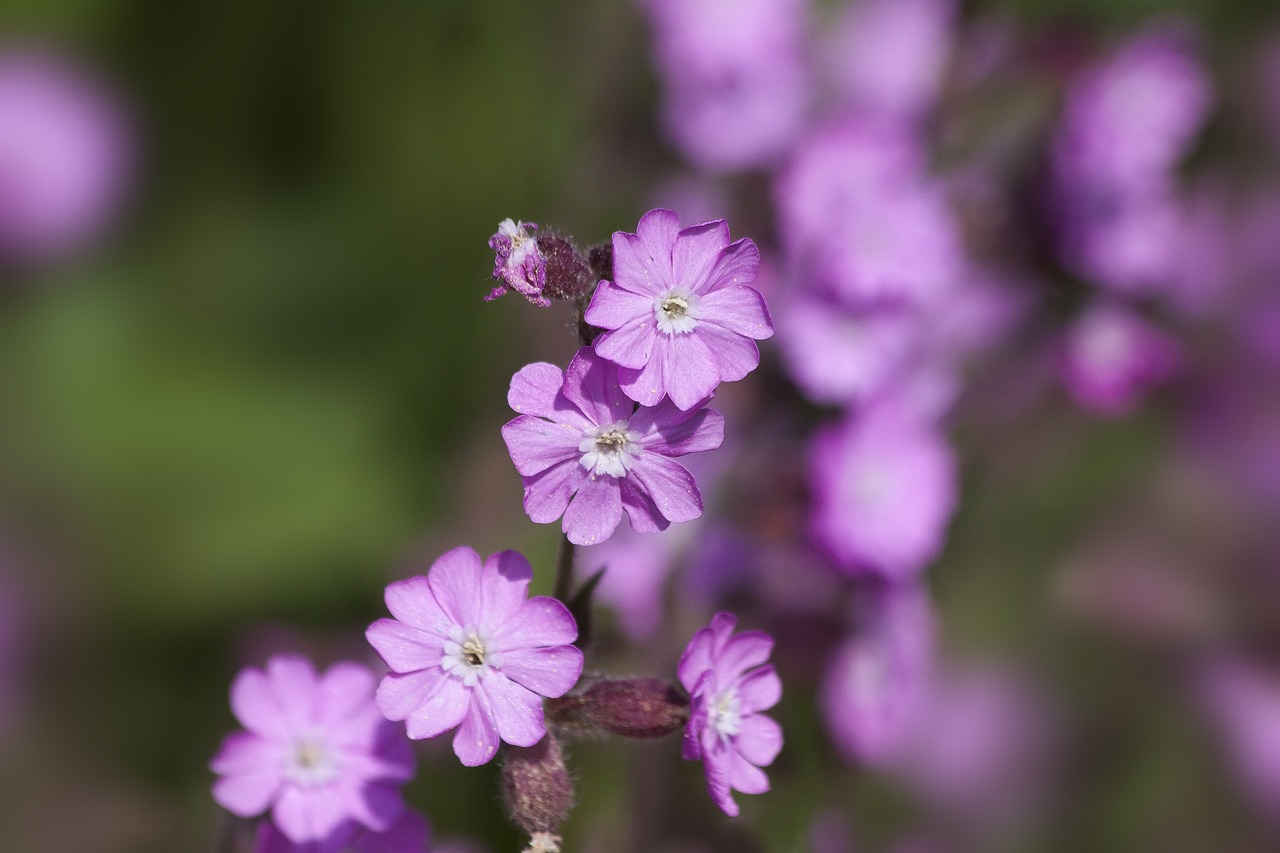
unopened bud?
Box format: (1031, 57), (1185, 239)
(580, 677), (690, 738)
(503, 733), (573, 837)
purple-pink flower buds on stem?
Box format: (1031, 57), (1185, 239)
(502, 733), (573, 847)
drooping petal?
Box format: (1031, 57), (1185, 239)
(482, 673), (547, 747)
(727, 749), (771, 795)
(366, 619), (446, 674)
(699, 284), (774, 339)
(735, 713), (784, 766)
(453, 688), (501, 766)
(497, 645), (584, 698)
(562, 474), (624, 546)
(383, 576), (451, 636)
(631, 403), (724, 456)
(584, 284), (654, 333)
(625, 455), (704, 524)
(522, 460), (588, 524)
(702, 747), (739, 817)
(425, 546), (484, 629)
(699, 238), (762, 295)
(560, 348), (633, 427)
(500, 415), (582, 477)
(591, 314), (658, 370)
(619, 478), (671, 534)
(480, 550), (533, 629)
(672, 220), (731, 293)
(694, 322), (762, 384)
(737, 665), (783, 714)
(492, 596), (579, 650)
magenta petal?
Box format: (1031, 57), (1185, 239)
(482, 674), (547, 747)
(700, 238), (762, 295)
(453, 689), (500, 766)
(631, 403), (724, 456)
(612, 231), (672, 297)
(699, 285), (774, 339)
(592, 315), (658, 370)
(619, 478), (671, 533)
(584, 284), (653, 332)
(210, 730), (278, 776)
(735, 714), (783, 766)
(426, 547), (484, 628)
(375, 668), (446, 722)
(561, 349), (633, 426)
(493, 596), (579, 649)
(498, 645), (584, 698)
(317, 662), (377, 728)
(383, 576), (450, 635)
(738, 665), (783, 714)
(636, 208), (682, 268)
(230, 667), (291, 740)
(366, 619), (445, 674)
(266, 655), (320, 732)
(480, 550), (533, 628)
(501, 415), (581, 477)
(562, 474), (624, 546)
(212, 767), (281, 817)
(672, 220), (731, 292)
(678, 626), (719, 693)
(508, 362), (567, 419)
(403, 676), (470, 741)
(522, 460), (588, 524)
(616, 350), (667, 407)
(703, 749), (739, 817)
(728, 749), (771, 795)
(695, 323), (762, 383)
(339, 779), (404, 833)
(662, 333), (721, 410)
(626, 455), (704, 524)
(716, 631), (775, 683)
(273, 784), (348, 843)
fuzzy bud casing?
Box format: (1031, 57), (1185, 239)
(503, 733), (573, 836)
(580, 677), (690, 738)
(537, 234), (594, 302)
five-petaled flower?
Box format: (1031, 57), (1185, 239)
(365, 547), (584, 766)
(501, 347), (725, 546)
(210, 656), (415, 846)
(585, 208), (774, 410)
(679, 612), (783, 817)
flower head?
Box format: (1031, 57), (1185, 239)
(365, 547), (583, 766)
(584, 209), (773, 410)
(488, 219), (549, 306)
(1057, 302), (1181, 417)
(209, 656), (415, 846)
(679, 612), (783, 817)
(255, 810), (431, 853)
(501, 348), (724, 545)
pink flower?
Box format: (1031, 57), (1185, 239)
(584, 209), (773, 410)
(1057, 301), (1181, 417)
(501, 348), (724, 546)
(209, 656), (415, 846)
(365, 547), (583, 766)
(679, 612), (783, 817)
(255, 810), (430, 853)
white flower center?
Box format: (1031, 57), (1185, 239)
(442, 626), (504, 687)
(654, 289), (700, 335)
(707, 687), (742, 739)
(284, 735), (340, 788)
(579, 420), (642, 478)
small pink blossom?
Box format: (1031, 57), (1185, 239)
(679, 612), (783, 817)
(366, 547), (583, 766)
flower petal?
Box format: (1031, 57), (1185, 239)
(497, 645), (584, 698)
(619, 478), (671, 534)
(626, 455), (704, 524)
(522, 460), (588, 524)
(662, 333), (722, 410)
(316, 662), (377, 729)
(375, 668), (447, 725)
(265, 655), (320, 732)
(701, 747), (739, 817)
(738, 665), (782, 714)
(501, 415), (581, 478)
(562, 474), (623, 546)
(695, 322), (762, 384)
(631, 403), (724, 456)
(561, 348), (633, 426)
(213, 766), (281, 818)
(716, 630), (776, 685)
(584, 284), (654, 333)
(616, 348), (667, 407)
(728, 748), (771, 795)
(672, 220), (730, 293)
(591, 315), (657, 370)
(482, 673), (547, 747)
(383, 576), (451, 635)
(699, 284), (774, 339)
(366, 619), (445, 674)
(426, 546), (484, 629)
(699, 238), (762, 295)
(735, 713), (783, 767)
(480, 550), (533, 628)
(337, 778), (404, 834)
(453, 688), (500, 766)
(493, 596), (580, 650)
(230, 666), (290, 740)
(273, 784), (348, 843)
(508, 362), (568, 420)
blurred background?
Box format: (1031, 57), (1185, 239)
(0, 0), (1278, 851)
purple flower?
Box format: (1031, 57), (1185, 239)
(584, 209), (772, 410)
(1057, 302), (1181, 417)
(679, 612), (783, 817)
(0, 47), (130, 263)
(820, 581), (936, 765)
(209, 656), (415, 845)
(1199, 658), (1280, 820)
(501, 348), (725, 545)
(255, 810), (430, 853)
(809, 401), (957, 579)
(487, 219), (548, 306)
(365, 547), (583, 767)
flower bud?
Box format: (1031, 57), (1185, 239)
(503, 733), (573, 838)
(580, 677), (690, 738)
(537, 234), (594, 302)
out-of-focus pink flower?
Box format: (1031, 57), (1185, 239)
(810, 401), (957, 579)
(1057, 302), (1181, 417)
(639, 0), (811, 171)
(824, 0), (957, 122)
(255, 809), (430, 853)
(210, 656), (415, 845)
(1199, 659), (1280, 821)
(365, 547), (583, 766)
(580, 523), (681, 640)
(586, 209), (773, 410)
(679, 612), (783, 817)
(0, 46), (130, 263)
(820, 581), (936, 765)
(501, 349), (724, 545)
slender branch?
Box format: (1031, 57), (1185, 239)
(554, 534), (575, 603)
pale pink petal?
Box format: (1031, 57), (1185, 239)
(230, 667), (290, 740)
(699, 285), (774, 339)
(492, 597), (579, 650)
(522, 460), (588, 524)
(679, 626), (720, 692)
(662, 333), (722, 410)
(273, 784), (349, 843)
(316, 662), (377, 729)
(626, 455), (703, 524)
(562, 474), (623, 546)
(635, 208), (682, 272)
(619, 479), (670, 534)
(591, 315), (658, 370)
(672, 220), (731, 292)
(403, 677), (470, 741)
(716, 631), (775, 684)
(702, 748), (739, 817)
(617, 349), (667, 407)
(375, 668), (446, 722)
(735, 713), (783, 766)
(560, 349), (633, 426)
(479, 550), (533, 629)
(695, 323), (761, 383)
(699, 238), (762, 295)
(482, 674), (547, 747)
(497, 646), (584, 698)
(508, 362), (569, 421)
(453, 689), (500, 766)
(212, 768), (281, 817)
(738, 665), (782, 714)
(584, 284), (654, 332)
(631, 403), (724, 456)
(610, 232), (670, 297)
(426, 546), (483, 628)
(266, 655), (320, 731)
(500, 415), (581, 477)
(209, 730), (279, 777)
(728, 749), (771, 795)
(384, 576), (450, 635)
(366, 619), (445, 674)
